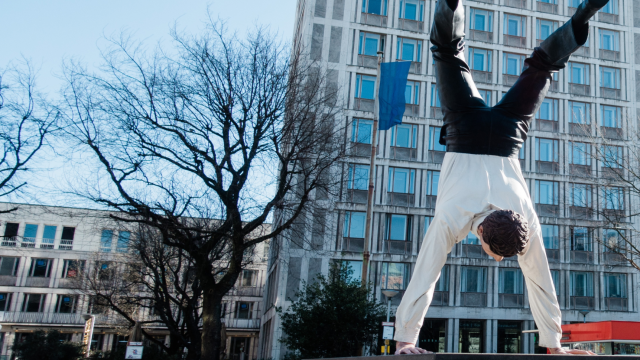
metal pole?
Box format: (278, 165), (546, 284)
(386, 297), (391, 322)
(361, 50), (383, 287)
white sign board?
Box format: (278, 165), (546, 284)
(82, 316), (95, 355)
(382, 326), (394, 340)
(381, 322), (394, 327)
(125, 346), (144, 359)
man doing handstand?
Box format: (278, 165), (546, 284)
(394, 0), (608, 355)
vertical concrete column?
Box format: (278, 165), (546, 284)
(452, 318), (460, 353)
(595, 270), (601, 311)
(446, 318), (454, 352)
(522, 320), (530, 354)
(454, 265), (461, 306)
(490, 319), (498, 353)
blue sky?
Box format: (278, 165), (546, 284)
(0, 0), (297, 95)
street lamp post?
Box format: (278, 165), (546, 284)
(381, 290), (399, 355)
(579, 309), (590, 323)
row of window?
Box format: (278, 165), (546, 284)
(0, 257), (82, 279)
(2, 222), (75, 249)
(0, 293), (104, 314)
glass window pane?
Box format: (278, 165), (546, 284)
(349, 212), (366, 238)
(389, 215), (407, 240)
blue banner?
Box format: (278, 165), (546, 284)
(378, 61), (411, 131)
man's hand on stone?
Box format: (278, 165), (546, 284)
(395, 341), (431, 354)
(549, 347), (596, 355)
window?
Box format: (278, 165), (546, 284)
(341, 260), (363, 282)
(100, 230), (113, 252)
(351, 118), (373, 144)
(362, 0), (388, 15)
(570, 271), (594, 297)
(503, 53), (525, 75)
(537, 19), (558, 40)
(504, 14), (525, 36)
(569, 142), (591, 165)
(0, 257), (18, 276)
(405, 81), (420, 104)
(22, 294), (45, 312)
(470, 8), (493, 32)
(600, 67), (621, 89)
(602, 229), (625, 253)
(381, 262), (410, 290)
(602, 145), (623, 168)
(461, 266), (487, 293)
(535, 138), (558, 162)
(425, 170), (440, 196)
(462, 232), (480, 245)
(41, 225), (56, 248)
(535, 180), (559, 205)
(569, 102), (590, 124)
(60, 227), (75, 249)
(550, 270), (560, 294)
(519, 142), (525, 161)
(355, 74), (376, 99)
(499, 268), (524, 294)
(468, 48), (492, 72)
(604, 273), (626, 298)
(388, 167), (415, 194)
(599, 29), (619, 51)
(116, 231), (130, 253)
(477, 89), (491, 104)
(343, 211), (366, 238)
(235, 302), (253, 319)
(0, 293), (11, 311)
(423, 216), (432, 237)
(572, 227), (592, 251)
(429, 127), (445, 152)
(385, 214), (411, 241)
(391, 124), (417, 148)
(28, 258), (52, 277)
(3, 223), (18, 239)
(397, 38), (422, 62)
(600, 105), (621, 128)
(602, 186), (624, 210)
(435, 265), (449, 292)
(568, 0), (581, 6)
(399, 0), (424, 21)
(430, 84), (441, 107)
(358, 32), (385, 56)
(98, 262), (112, 281)
(55, 295), (77, 313)
(568, 62), (589, 84)
(601, 0), (618, 14)
(347, 164), (369, 190)
(22, 224), (38, 246)
(537, 99), (558, 120)
(571, 183), (592, 208)
(241, 270), (256, 287)
(62, 260), (84, 278)
(541, 225), (558, 249)
(88, 296), (108, 314)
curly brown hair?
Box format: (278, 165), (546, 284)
(480, 210), (529, 257)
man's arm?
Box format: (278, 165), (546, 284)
(518, 224), (563, 349)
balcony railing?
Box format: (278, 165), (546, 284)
(504, 35), (527, 48)
(536, 119), (558, 132)
(605, 297), (628, 311)
(567, 6), (578, 15)
(546, 248), (559, 262)
(390, 146), (417, 161)
(1, 236), (17, 247)
(599, 49), (620, 61)
(536, 161), (559, 174)
(428, 150), (445, 164)
(598, 12), (619, 24)
(569, 206), (594, 220)
(342, 237), (364, 252)
(25, 277), (51, 287)
(425, 195), (437, 209)
(228, 286), (265, 297)
(461, 292), (487, 307)
(0, 276), (16, 286)
(499, 293), (524, 307)
(568, 122), (591, 136)
(536, 1), (558, 13)
(571, 250), (594, 264)
(503, 74), (520, 86)
(351, 142), (372, 157)
(550, 80), (559, 92)
(59, 239), (73, 251)
(569, 83), (590, 96)
(601, 167), (623, 179)
(0, 311), (123, 325)
(430, 107), (444, 120)
(570, 296), (595, 310)
(58, 278), (81, 289)
(569, 164), (592, 177)
(409, 61), (422, 74)
(602, 252), (626, 265)
(405, 103), (420, 117)
(462, 244), (486, 258)
(357, 54), (378, 69)
(506, 0), (527, 8)
(535, 203), (559, 217)
(601, 126), (623, 140)
(601, 87), (621, 100)
(346, 189), (368, 204)
(573, 46), (589, 57)
(387, 192), (415, 207)
(222, 318), (261, 329)
(603, 208), (625, 220)
(431, 291), (449, 306)
(354, 98), (375, 112)
(384, 240), (411, 255)
(474, 0), (493, 3)
(360, 13), (388, 27)
(468, 30), (493, 43)
(398, 18), (424, 32)
(471, 70), (492, 84)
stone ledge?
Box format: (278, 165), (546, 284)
(323, 354), (617, 359)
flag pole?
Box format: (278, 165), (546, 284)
(361, 51), (383, 287)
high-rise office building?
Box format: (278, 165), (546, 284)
(259, 0), (639, 356)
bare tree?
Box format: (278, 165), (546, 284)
(0, 62), (56, 204)
(61, 21), (344, 360)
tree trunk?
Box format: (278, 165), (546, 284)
(201, 291), (223, 360)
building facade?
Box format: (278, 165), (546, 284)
(260, 0), (640, 357)
(0, 203), (268, 359)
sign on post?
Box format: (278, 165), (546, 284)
(82, 315), (95, 357)
(382, 326), (394, 340)
(125, 345), (144, 359)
